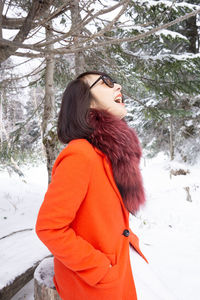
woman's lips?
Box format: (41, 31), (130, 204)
(114, 93), (125, 106)
(114, 93), (123, 103)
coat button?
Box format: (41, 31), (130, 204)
(122, 229), (130, 237)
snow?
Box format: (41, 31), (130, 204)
(130, 153), (200, 300)
(135, 0), (200, 10)
(122, 26), (188, 41)
(0, 230), (49, 289)
(1, 153), (200, 299)
(0, 165), (48, 239)
(123, 51), (200, 61)
(0, 165), (50, 289)
(185, 120), (193, 127)
(130, 246), (178, 300)
(155, 29), (188, 41)
(34, 257), (55, 288)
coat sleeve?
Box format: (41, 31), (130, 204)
(35, 146), (111, 286)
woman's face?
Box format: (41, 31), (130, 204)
(85, 74), (127, 119)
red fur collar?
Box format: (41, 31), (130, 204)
(87, 109), (146, 215)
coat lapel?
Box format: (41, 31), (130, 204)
(94, 147), (127, 216)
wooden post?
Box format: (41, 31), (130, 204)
(34, 257), (61, 300)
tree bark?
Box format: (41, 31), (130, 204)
(70, 0), (85, 76)
(185, 16), (199, 54)
(42, 18), (57, 183)
(34, 257), (61, 300)
(0, 0), (3, 40)
(33, 87), (45, 154)
(2, 15), (26, 29)
(34, 282), (61, 300)
(169, 115), (174, 161)
(0, 91), (2, 151)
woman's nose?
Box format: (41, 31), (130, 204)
(114, 83), (122, 91)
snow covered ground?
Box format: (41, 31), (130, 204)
(0, 152), (199, 300)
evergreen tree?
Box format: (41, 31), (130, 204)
(1, 0), (200, 165)
(84, 0), (200, 162)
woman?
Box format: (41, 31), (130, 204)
(35, 71), (164, 300)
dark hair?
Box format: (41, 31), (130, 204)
(57, 70), (110, 144)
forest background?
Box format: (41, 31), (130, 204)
(0, 0), (200, 181)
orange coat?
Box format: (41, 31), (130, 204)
(35, 139), (148, 300)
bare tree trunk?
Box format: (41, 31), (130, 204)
(33, 87), (45, 154)
(167, 98), (175, 161)
(70, 0), (85, 76)
(1, 91), (11, 151)
(169, 115), (174, 161)
(0, 0), (3, 40)
(185, 15), (199, 54)
(42, 19), (57, 183)
(0, 91), (2, 151)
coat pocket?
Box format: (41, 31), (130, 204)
(105, 253), (116, 266)
(96, 253), (119, 287)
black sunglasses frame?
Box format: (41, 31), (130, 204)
(89, 75), (116, 89)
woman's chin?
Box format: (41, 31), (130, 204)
(92, 105), (127, 119)
(116, 107), (127, 119)
(110, 109), (127, 119)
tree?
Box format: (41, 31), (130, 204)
(42, 13), (57, 182)
(1, 1), (199, 61)
(102, 0), (200, 162)
(0, 0), (54, 63)
(0, 0), (136, 180)
(1, 0), (200, 174)
(0, 58), (28, 175)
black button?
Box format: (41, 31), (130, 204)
(122, 229), (130, 237)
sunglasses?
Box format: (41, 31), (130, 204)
(89, 75), (116, 89)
